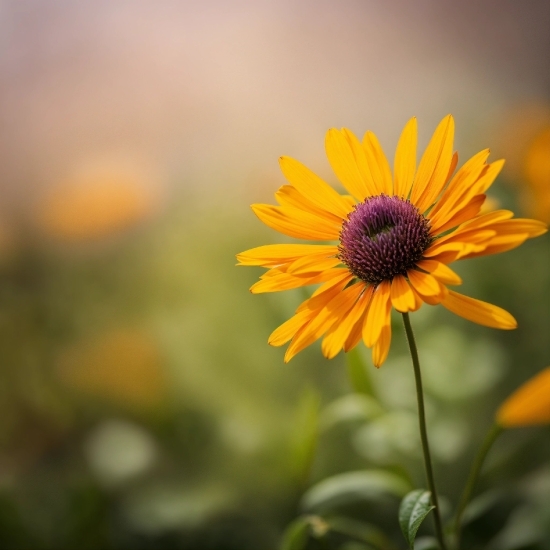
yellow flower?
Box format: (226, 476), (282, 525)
(524, 127), (550, 223)
(237, 116), (547, 366)
(57, 329), (166, 410)
(496, 367), (550, 427)
(38, 171), (153, 241)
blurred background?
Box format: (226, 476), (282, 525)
(0, 1), (549, 549)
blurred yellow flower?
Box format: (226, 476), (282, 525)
(57, 329), (166, 410)
(524, 127), (550, 223)
(238, 116), (546, 367)
(496, 367), (550, 427)
(38, 169), (154, 241)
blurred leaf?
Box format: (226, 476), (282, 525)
(487, 503), (546, 550)
(280, 516), (311, 550)
(328, 516), (394, 550)
(413, 536), (439, 550)
(461, 489), (505, 526)
(301, 470), (412, 512)
(338, 543), (373, 550)
(320, 394), (384, 432)
(290, 387), (321, 486)
(398, 490), (434, 549)
(346, 348), (376, 396)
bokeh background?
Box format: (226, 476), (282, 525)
(0, 1), (549, 549)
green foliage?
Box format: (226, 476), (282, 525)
(280, 516), (313, 550)
(290, 387), (321, 485)
(301, 470), (412, 512)
(398, 490), (435, 549)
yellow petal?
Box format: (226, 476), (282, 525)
(407, 269), (444, 297)
(278, 156), (352, 219)
(431, 194), (487, 235)
(457, 233), (530, 260)
(252, 204), (341, 241)
(434, 228), (497, 248)
(472, 159), (506, 194)
(488, 219), (548, 238)
(325, 128), (374, 200)
(431, 160), (504, 232)
(429, 149), (490, 223)
(362, 281), (391, 347)
(236, 244), (337, 267)
(496, 367), (550, 427)
(416, 259), (462, 285)
(390, 274), (417, 312)
(275, 185), (343, 224)
(411, 115), (455, 213)
(322, 286), (371, 359)
(288, 252), (341, 275)
(446, 151), (459, 184)
(363, 130), (393, 195)
(441, 290), (517, 329)
(453, 209), (514, 232)
(342, 129), (381, 197)
(284, 282), (364, 362)
(394, 117), (417, 198)
(250, 266), (339, 294)
(372, 323), (392, 368)
(343, 318), (364, 353)
(296, 270), (354, 312)
(269, 309), (315, 347)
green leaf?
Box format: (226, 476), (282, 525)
(346, 348), (376, 396)
(398, 490), (435, 549)
(290, 387), (321, 486)
(301, 470), (412, 512)
(280, 517), (311, 550)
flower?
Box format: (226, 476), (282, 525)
(523, 126), (550, 223)
(496, 367), (550, 427)
(237, 116), (547, 366)
(38, 168), (154, 241)
(57, 329), (166, 410)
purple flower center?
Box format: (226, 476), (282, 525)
(338, 194), (431, 285)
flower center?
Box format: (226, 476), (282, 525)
(338, 194), (431, 285)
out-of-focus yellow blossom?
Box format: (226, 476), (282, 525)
(38, 168), (155, 241)
(496, 367), (550, 427)
(523, 128), (550, 223)
(57, 329), (166, 410)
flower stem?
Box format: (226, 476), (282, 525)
(452, 423), (502, 548)
(402, 312), (447, 550)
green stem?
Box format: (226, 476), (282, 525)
(453, 423), (502, 548)
(402, 313), (447, 550)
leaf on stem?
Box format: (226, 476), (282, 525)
(398, 489), (435, 549)
(280, 516), (311, 550)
